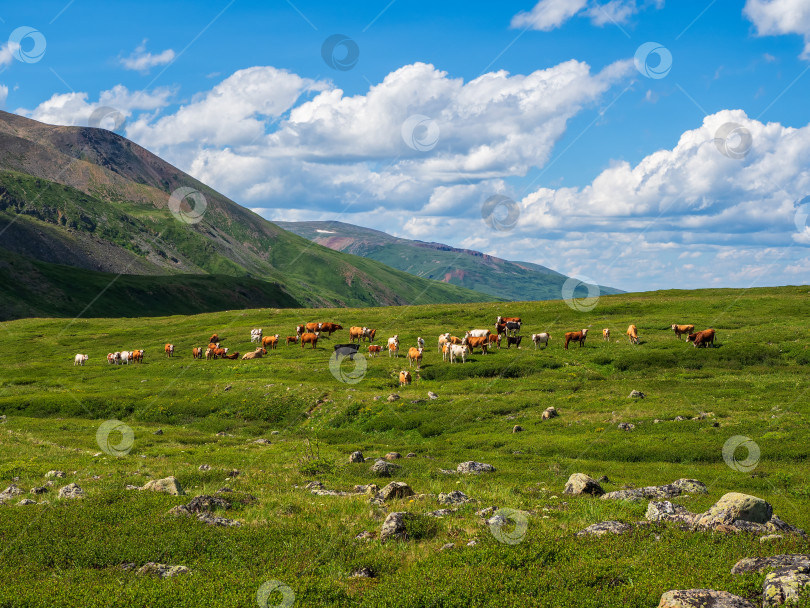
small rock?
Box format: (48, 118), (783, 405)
(355, 531), (374, 541)
(731, 554), (810, 575)
(406, 453), (417, 458)
(153, 429), (164, 436)
(370, 459), (399, 477)
(253, 438), (271, 445)
(125, 484), (140, 490)
(350, 567), (374, 578)
(760, 534), (784, 543)
(385, 452), (402, 460)
(186, 495), (231, 513)
(674, 416), (686, 421)
(439, 543), (454, 551)
(428, 392), (438, 400)
(379, 482), (414, 501)
(226, 470), (240, 478)
(45, 470), (66, 479)
(476, 507), (498, 518)
(141, 476), (184, 496)
(0, 415), (6, 423)
(223, 385), (232, 391)
(30, 486), (48, 495)
(426, 508), (456, 517)
(541, 406), (558, 420)
(438, 490), (472, 505)
(353, 484), (380, 496)
(17, 499), (36, 506)
(512, 425), (523, 433)
(457, 461), (495, 474)
(598, 475), (610, 483)
(646, 501), (697, 524)
(563, 473), (604, 496)
(467, 539), (478, 547)
(167, 505), (192, 517)
(0, 484), (23, 499)
(380, 512), (411, 541)
(197, 512), (241, 527)
(628, 390), (645, 399)
(438, 469), (456, 475)
(198, 465), (211, 471)
(271, 431), (280, 435)
(657, 589), (755, 608)
(349, 451), (364, 464)
(387, 394), (400, 402)
(617, 422), (636, 431)
(136, 563), (190, 578)
(576, 521), (633, 537)
(58, 483), (84, 499)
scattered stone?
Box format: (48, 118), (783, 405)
(45, 470), (65, 479)
(252, 438), (271, 445)
(512, 425), (523, 433)
(563, 473), (605, 497)
(426, 509), (456, 517)
(141, 476), (184, 496)
(760, 534), (784, 543)
(428, 392), (438, 400)
(136, 563), (190, 578)
(731, 554), (810, 575)
(0, 484), (23, 499)
(186, 495), (231, 513)
(646, 501), (698, 524)
(387, 394), (400, 402)
(125, 485), (140, 490)
(438, 469), (456, 475)
(541, 406), (559, 420)
(457, 461), (495, 474)
(226, 470), (240, 478)
(197, 512), (241, 527)
(350, 567), (374, 578)
(17, 499), (36, 506)
(167, 505), (192, 517)
(629, 390), (645, 399)
(406, 453), (417, 458)
(657, 589), (755, 608)
(198, 465), (211, 471)
(223, 385), (232, 391)
(30, 486), (48, 495)
(617, 422), (636, 431)
(477, 507), (498, 518)
(215, 431), (227, 437)
(598, 475), (610, 483)
(349, 451), (364, 464)
(370, 459), (399, 477)
(576, 521), (633, 537)
(385, 452), (402, 460)
(215, 486), (233, 494)
(0, 415), (6, 423)
(271, 431), (280, 435)
(467, 539), (478, 547)
(438, 490), (473, 505)
(439, 543), (454, 551)
(58, 483), (84, 499)
(712, 421), (721, 427)
(674, 416), (686, 421)
(763, 566), (810, 607)
(602, 479), (707, 502)
(353, 484), (380, 496)
(697, 492), (773, 527)
(355, 531), (374, 541)
(380, 512), (411, 541)
(380, 482), (414, 501)
(153, 429), (164, 436)
(671, 479), (709, 494)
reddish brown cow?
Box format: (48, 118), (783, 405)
(305, 322), (321, 333)
(487, 334), (502, 349)
(213, 347), (228, 358)
(296, 324), (305, 336)
(399, 370), (412, 386)
(672, 324), (695, 339)
(687, 329), (715, 348)
(222, 352), (239, 360)
(262, 335), (279, 350)
(209, 334), (220, 344)
(463, 336), (489, 354)
(368, 345), (382, 357)
(285, 335), (299, 346)
(165, 343), (174, 357)
(300, 332), (319, 349)
(192, 347), (203, 359)
(319, 322), (343, 336)
(563, 329), (588, 350)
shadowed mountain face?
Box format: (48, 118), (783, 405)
(275, 220), (623, 302)
(0, 111), (493, 320)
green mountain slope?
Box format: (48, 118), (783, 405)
(276, 220), (623, 301)
(0, 111), (493, 320)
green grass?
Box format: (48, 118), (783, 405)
(1, 286), (809, 607)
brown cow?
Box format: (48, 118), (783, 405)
(463, 336), (489, 354)
(399, 370), (412, 386)
(494, 321), (508, 336)
(285, 335), (299, 346)
(626, 324), (639, 345)
(132, 350), (144, 363)
(362, 328), (377, 342)
(487, 334), (502, 349)
(213, 347), (228, 359)
(242, 348), (267, 360)
(192, 347), (203, 359)
(296, 324), (305, 336)
(449, 336), (464, 345)
(300, 332), (319, 349)
(407, 347), (423, 369)
(222, 352), (239, 360)
(262, 334), (280, 350)
(368, 345), (382, 357)
(165, 344), (174, 357)
(672, 324), (695, 339)
(563, 329), (588, 350)
(208, 342), (219, 350)
(209, 334), (220, 344)
(496, 316), (521, 324)
(305, 322), (322, 333)
(319, 322), (343, 336)
(603, 328), (610, 341)
(687, 329), (715, 348)
(349, 326), (365, 343)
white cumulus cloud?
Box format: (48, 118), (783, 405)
(120, 40), (176, 72)
(744, 0), (810, 59)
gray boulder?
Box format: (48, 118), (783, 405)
(576, 521), (633, 537)
(58, 483), (84, 499)
(457, 461), (495, 474)
(563, 473), (604, 496)
(136, 563), (190, 578)
(349, 451), (364, 463)
(141, 476), (184, 496)
(731, 554), (810, 575)
(657, 589), (755, 608)
(380, 512), (411, 541)
(763, 566), (810, 607)
(646, 501), (698, 524)
(541, 406), (558, 420)
(370, 459), (399, 477)
(380, 482), (414, 501)
(438, 490), (472, 505)
(697, 492), (773, 527)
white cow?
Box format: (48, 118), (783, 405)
(388, 335), (399, 358)
(466, 329), (490, 339)
(417, 336), (425, 350)
(437, 333), (451, 353)
(532, 333), (550, 349)
(73, 354), (89, 366)
(449, 344), (468, 364)
(251, 328), (263, 343)
(119, 351), (130, 365)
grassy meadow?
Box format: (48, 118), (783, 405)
(1, 285), (809, 607)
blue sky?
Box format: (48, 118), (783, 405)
(2, 0), (810, 292)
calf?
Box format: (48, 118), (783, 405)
(442, 342), (450, 362)
(388, 336), (399, 358)
(449, 344), (468, 364)
(532, 333), (550, 349)
(368, 344), (382, 357)
(165, 343), (174, 358)
(563, 329), (588, 350)
(687, 329), (715, 348)
(463, 336), (489, 354)
(626, 324), (639, 345)
(300, 332), (319, 349)
(73, 354), (89, 366)
(603, 328), (610, 341)
(505, 335), (522, 349)
(242, 348), (267, 360)
(399, 370), (412, 386)
(672, 324), (695, 340)
(285, 335), (299, 346)
(408, 347), (424, 369)
(262, 334), (280, 350)
(487, 334), (502, 349)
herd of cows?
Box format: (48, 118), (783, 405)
(71, 317), (717, 380)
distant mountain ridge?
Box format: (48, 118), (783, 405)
(276, 220), (623, 302)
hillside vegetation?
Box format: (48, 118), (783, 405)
(0, 286), (809, 607)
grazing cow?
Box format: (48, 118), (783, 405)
(285, 335), (299, 346)
(438, 333), (451, 352)
(672, 324), (695, 340)
(296, 324), (305, 337)
(388, 336), (399, 358)
(466, 329), (491, 339)
(73, 354), (89, 366)
(223, 352), (239, 360)
(242, 348), (267, 360)
(408, 347), (424, 369)
(399, 370), (412, 386)
(449, 336), (464, 345)
(687, 329), (716, 348)
(192, 347), (203, 360)
(262, 334), (280, 350)
(120, 351), (131, 365)
(463, 336), (488, 354)
(563, 329), (588, 350)
(107, 353), (116, 365)
(626, 325), (639, 345)
(362, 328), (377, 342)
(417, 337), (425, 350)
(603, 328), (610, 341)
(449, 344), (468, 364)
(487, 334), (502, 349)
(165, 344), (174, 358)
(300, 332), (319, 349)
(532, 333), (550, 349)
(209, 334), (220, 344)
(250, 329), (262, 343)
(505, 335), (522, 349)
(319, 322), (343, 336)
(349, 326), (365, 343)
(334, 344), (360, 361)
(368, 344), (382, 357)
(305, 322), (322, 333)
